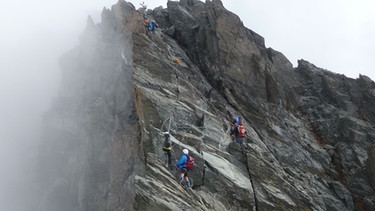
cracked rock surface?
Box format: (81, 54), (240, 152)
(35, 1), (375, 210)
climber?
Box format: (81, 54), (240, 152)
(145, 19), (159, 34)
(230, 116), (247, 147)
(176, 149), (191, 188)
(162, 131), (172, 168)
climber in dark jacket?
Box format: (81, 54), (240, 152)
(230, 116), (246, 146)
(230, 125), (245, 145)
(145, 19), (159, 34)
(162, 132), (172, 168)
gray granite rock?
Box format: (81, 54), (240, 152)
(35, 0), (375, 210)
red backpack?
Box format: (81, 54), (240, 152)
(238, 125), (247, 137)
(185, 155), (195, 170)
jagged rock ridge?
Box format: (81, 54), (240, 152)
(35, 0), (375, 210)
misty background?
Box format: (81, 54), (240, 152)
(0, 0), (373, 210)
(0, 1), (114, 210)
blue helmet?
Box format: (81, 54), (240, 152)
(233, 117), (240, 124)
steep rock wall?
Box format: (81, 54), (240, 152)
(36, 1), (375, 210)
(36, 2), (144, 210)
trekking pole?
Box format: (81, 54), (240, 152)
(168, 116), (172, 133)
(160, 118), (168, 133)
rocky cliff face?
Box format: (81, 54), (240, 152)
(36, 0), (375, 210)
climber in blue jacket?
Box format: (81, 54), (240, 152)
(176, 149), (190, 187)
(145, 19), (159, 34)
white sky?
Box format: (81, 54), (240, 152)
(0, 0), (374, 209)
(225, 0), (375, 80)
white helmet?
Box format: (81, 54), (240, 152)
(183, 149), (189, 154)
(164, 131), (170, 138)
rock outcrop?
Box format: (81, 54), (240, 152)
(35, 0), (375, 210)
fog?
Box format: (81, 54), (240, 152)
(0, 1), (166, 209)
(1, 0), (373, 210)
(0, 1), (115, 210)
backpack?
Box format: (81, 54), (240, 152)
(238, 125), (247, 137)
(185, 155), (195, 170)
